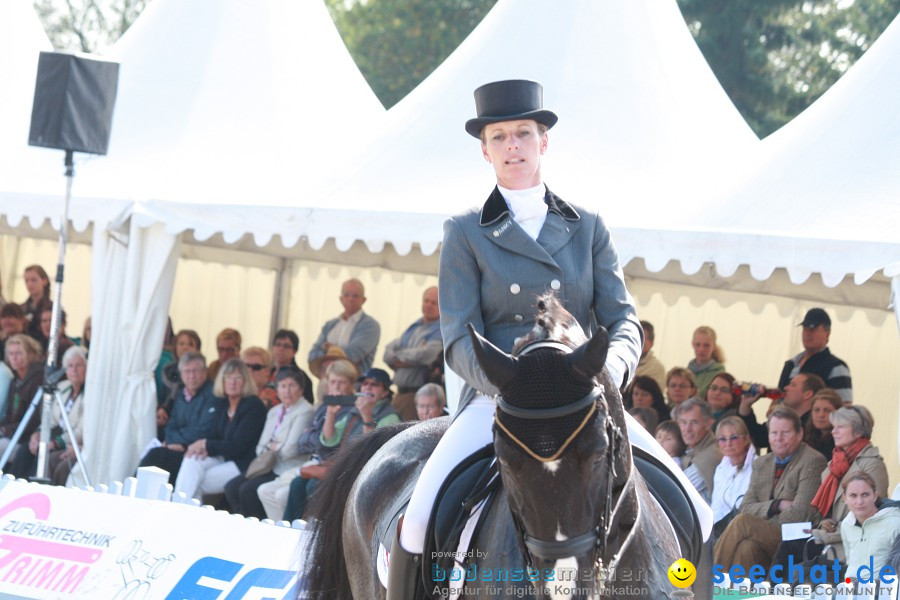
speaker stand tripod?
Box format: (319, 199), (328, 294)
(0, 150), (91, 487)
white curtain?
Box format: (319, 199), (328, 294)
(79, 219), (180, 485)
(893, 275), (900, 463)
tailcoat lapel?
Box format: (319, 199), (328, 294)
(478, 186), (580, 269)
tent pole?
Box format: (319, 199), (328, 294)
(269, 257), (291, 342)
(1, 234), (23, 296)
(892, 275), (900, 466)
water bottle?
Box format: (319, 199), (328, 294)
(731, 381), (784, 401)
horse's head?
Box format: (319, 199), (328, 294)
(468, 294), (635, 596)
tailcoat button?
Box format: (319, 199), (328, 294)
(510, 283), (521, 294)
(550, 279), (561, 290)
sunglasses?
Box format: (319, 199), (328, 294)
(716, 434), (743, 444)
(243, 363), (266, 372)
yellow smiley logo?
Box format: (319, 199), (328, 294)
(667, 558), (696, 588)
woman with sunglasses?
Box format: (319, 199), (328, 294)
(710, 416), (756, 540)
(241, 347), (276, 407)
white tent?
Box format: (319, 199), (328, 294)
(2, 0), (898, 484)
(0, 0), (52, 169)
(3, 0), (761, 284)
(646, 12), (900, 302)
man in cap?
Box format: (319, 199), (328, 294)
(777, 308), (851, 404)
(320, 367), (400, 448)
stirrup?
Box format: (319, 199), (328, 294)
(387, 519), (421, 600)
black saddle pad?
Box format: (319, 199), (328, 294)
(632, 446), (702, 564)
(421, 444), (498, 595)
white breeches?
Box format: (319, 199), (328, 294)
(174, 456), (240, 500)
(257, 469), (298, 521)
(400, 394), (495, 554)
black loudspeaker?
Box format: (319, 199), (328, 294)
(28, 51), (120, 155)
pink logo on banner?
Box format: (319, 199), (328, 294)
(0, 492), (104, 594)
(0, 492), (52, 520)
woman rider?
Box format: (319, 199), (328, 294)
(387, 79), (712, 597)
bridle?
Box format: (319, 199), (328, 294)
(495, 340), (639, 591)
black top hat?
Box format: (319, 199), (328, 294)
(798, 308), (831, 328)
(465, 79), (558, 138)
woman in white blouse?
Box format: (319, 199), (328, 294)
(711, 416), (756, 539)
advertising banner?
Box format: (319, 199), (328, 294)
(0, 478), (307, 599)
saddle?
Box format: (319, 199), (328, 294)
(376, 443), (701, 597)
(631, 446), (702, 565)
(374, 445), (499, 597)
(422, 444), (499, 591)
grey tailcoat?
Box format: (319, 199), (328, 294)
(439, 186), (642, 412)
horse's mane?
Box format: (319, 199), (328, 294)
(511, 293), (587, 355)
(302, 421), (416, 600)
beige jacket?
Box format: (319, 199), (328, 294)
(682, 430), (722, 495)
(740, 442), (827, 525)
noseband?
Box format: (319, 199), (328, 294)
(495, 340), (638, 587)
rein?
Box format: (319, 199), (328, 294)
(496, 339), (639, 590)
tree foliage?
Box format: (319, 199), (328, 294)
(33, 0), (898, 134)
(34, 0), (148, 53)
(677, 0), (900, 136)
(324, 0), (498, 108)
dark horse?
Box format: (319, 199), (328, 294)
(302, 295), (694, 599)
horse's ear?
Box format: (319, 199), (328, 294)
(567, 326), (609, 379)
(467, 323), (517, 390)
